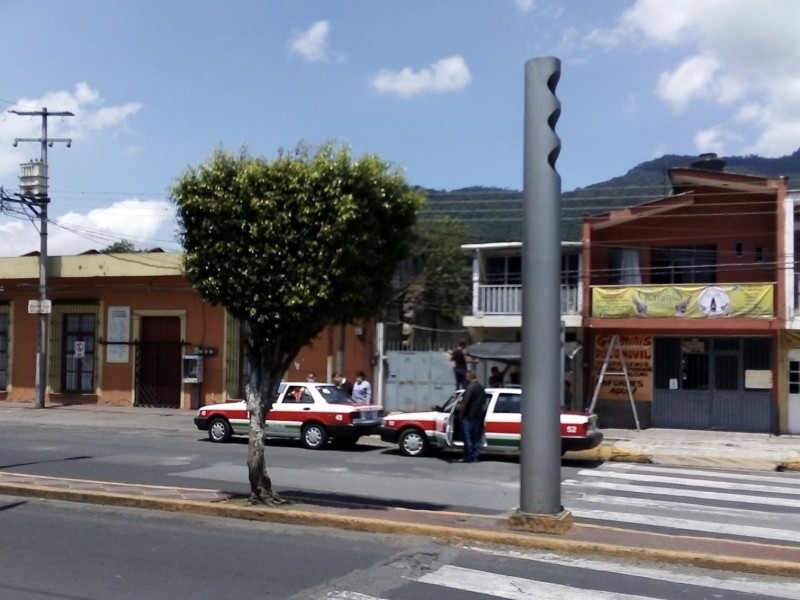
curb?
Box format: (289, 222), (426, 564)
(3, 482), (799, 578)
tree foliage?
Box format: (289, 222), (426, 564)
(404, 215), (471, 322)
(170, 143), (422, 503)
(101, 239), (137, 253)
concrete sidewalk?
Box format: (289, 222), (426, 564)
(2, 400), (800, 576)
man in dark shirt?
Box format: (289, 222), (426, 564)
(457, 370), (486, 463)
(451, 340), (474, 390)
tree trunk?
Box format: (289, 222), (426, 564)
(244, 341), (286, 506)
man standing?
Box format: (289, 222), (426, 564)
(457, 370), (486, 463)
(450, 340), (475, 390)
(333, 371), (354, 396)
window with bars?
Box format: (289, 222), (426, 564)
(0, 311), (8, 391)
(62, 313), (96, 393)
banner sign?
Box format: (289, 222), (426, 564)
(592, 284), (773, 319)
(594, 334), (653, 402)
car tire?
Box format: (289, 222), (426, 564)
(208, 417), (232, 443)
(301, 423), (328, 450)
(398, 428), (428, 457)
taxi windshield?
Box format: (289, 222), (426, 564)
(316, 385), (355, 404)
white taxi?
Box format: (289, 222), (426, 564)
(378, 387), (602, 457)
(194, 382), (383, 449)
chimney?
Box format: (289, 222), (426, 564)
(691, 152), (726, 172)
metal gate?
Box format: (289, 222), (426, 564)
(383, 350), (455, 413)
(134, 316), (184, 408)
(652, 336), (774, 432)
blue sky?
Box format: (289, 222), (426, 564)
(1, 0), (798, 256)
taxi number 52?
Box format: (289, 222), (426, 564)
(565, 425), (578, 433)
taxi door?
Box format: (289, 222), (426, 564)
(432, 391), (462, 448)
(483, 391), (521, 452)
(266, 386), (314, 439)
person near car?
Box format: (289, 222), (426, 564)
(457, 370), (486, 463)
(488, 365), (509, 387)
(333, 371), (354, 396)
(449, 340), (476, 390)
(352, 371), (372, 404)
(306, 372), (317, 383)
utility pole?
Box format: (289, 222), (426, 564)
(10, 107), (73, 409)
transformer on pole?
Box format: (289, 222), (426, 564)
(10, 107), (73, 409)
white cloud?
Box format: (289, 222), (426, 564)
(514, 0), (535, 12)
(288, 20), (335, 62)
(656, 53), (722, 113)
(694, 125), (742, 157)
(588, 0), (800, 157)
(371, 55), (472, 98)
(0, 199), (177, 257)
(1, 83), (142, 181)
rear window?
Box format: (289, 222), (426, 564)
(317, 385), (353, 404)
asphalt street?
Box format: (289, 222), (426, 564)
(3, 496), (799, 600)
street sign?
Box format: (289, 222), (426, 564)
(28, 299), (52, 314)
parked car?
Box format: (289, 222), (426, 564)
(194, 382), (383, 449)
(378, 387), (603, 457)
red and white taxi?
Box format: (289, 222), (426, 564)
(379, 387), (602, 457)
(194, 382), (383, 449)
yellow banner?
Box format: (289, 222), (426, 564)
(592, 284), (773, 319)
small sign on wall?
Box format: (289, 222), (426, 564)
(745, 369), (772, 390)
(107, 306), (131, 363)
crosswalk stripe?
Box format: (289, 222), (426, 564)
(419, 564), (661, 600)
(604, 463), (800, 486)
(562, 479), (800, 508)
(576, 469), (800, 496)
(326, 593), (386, 600)
(572, 492), (797, 522)
(571, 508), (800, 542)
(467, 547), (800, 600)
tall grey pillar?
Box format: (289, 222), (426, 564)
(510, 56), (572, 533)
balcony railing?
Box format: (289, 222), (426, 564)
(474, 284), (581, 315)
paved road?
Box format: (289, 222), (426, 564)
(3, 496), (799, 600)
(3, 420), (799, 549)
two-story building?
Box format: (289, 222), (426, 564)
(461, 155), (800, 435)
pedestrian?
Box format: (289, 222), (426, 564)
(333, 371), (354, 396)
(456, 370), (486, 463)
(488, 365), (510, 388)
(306, 372), (317, 383)
(449, 340), (475, 390)
(352, 371), (372, 404)
(563, 380), (573, 408)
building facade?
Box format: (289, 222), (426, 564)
(0, 251), (376, 409)
(460, 157), (800, 434)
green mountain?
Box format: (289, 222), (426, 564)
(421, 149), (800, 243)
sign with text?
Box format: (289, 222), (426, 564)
(594, 334), (653, 402)
(592, 284), (773, 319)
(106, 306), (131, 363)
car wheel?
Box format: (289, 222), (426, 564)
(399, 428), (428, 457)
(208, 417), (232, 443)
(302, 423), (328, 450)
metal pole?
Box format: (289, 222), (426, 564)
(518, 57), (566, 517)
(10, 107), (73, 409)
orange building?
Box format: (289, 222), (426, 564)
(0, 251), (375, 409)
(583, 158), (793, 432)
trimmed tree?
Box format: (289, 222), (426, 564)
(170, 144), (422, 504)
